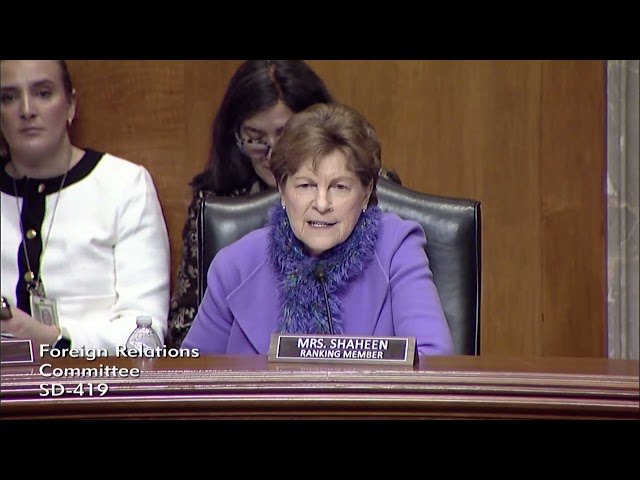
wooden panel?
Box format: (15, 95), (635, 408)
(541, 60), (607, 357)
(309, 60), (543, 355)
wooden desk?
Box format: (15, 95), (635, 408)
(1, 355), (638, 419)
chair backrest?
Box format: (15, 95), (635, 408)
(197, 176), (481, 355)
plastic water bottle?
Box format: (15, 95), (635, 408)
(125, 315), (163, 355)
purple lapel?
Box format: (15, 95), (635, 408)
(226, 261), (279, 354)
(225, 257), (390, 353)
(337, 261), (389, 336)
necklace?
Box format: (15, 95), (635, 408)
(10, 152), (73, 297)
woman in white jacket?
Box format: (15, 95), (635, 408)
(0, 60), (170, 354)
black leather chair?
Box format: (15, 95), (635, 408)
(197, 176), (481, 355)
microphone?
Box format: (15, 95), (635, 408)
(314, 266), (334, 335)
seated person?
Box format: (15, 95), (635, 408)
(169, 60), (401, 347)
(0, 60), (170, 353)
(182, 102), (454, 356)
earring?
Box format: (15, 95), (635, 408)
(67, 118), (73, 127)
(362, 208), (366, 213)
(281, 204), (286, 210)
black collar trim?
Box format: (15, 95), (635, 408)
(0, 148), (104, 196)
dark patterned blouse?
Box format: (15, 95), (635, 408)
(167, 168), (401, 348)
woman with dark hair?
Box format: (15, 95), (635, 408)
(191, 60), (335, 195)
(168, 60), (400, 347)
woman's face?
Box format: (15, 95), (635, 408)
(280, 150), (372, 257)
(0, 60), (75, 160)
(238, 100), (293, 187)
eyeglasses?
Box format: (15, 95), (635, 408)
(235, 132), (273, 158)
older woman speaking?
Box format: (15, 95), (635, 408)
(183, 103), (454, 356)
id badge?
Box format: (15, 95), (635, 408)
(30, 294), (60, 328)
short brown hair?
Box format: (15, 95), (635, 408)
(270, 102), (382, 206)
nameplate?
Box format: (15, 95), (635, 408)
(1, 338), (35, 365)
(268, 334), (417, 366)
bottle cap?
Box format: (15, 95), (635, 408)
(136, 315), (153, 327)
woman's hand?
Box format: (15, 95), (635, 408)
(0, 306), (60, 346)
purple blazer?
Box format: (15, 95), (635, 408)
(183, 212), (454, 356)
